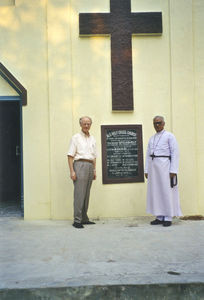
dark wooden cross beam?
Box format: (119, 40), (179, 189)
(79, 0), (162, 111)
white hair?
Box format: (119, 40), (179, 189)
(79, 116), (92, 125)
(153, 115), (165, 122)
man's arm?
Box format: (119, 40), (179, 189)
(169, 134), (179, 178)
(144, 140), (151, 180)
(93, 158), (96, 180)
(68, 155), (77, 181)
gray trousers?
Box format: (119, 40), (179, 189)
(73, 161), (94, 223)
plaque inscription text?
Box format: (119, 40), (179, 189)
(101, 125), (144, 184)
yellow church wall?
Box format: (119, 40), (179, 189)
(194, 0), (204, 214)
(46, 0), (74, 219)
(17, 0), (51, 219)
(0, 0), (51, 219)
(0, 76), (18, 95)
(169, 0), (198, 215)
(0, 0), (203, 219)
(0, 0), (15, 6)
(59, 0), (202, 219)
(63, 0), (171, 219)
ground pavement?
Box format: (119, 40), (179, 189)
(0, 216), (204, 299)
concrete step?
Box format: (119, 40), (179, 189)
(1, 283), (204, 300)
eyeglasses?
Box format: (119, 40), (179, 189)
(154, 121), (162, 125)
(82, 123), (91, 126)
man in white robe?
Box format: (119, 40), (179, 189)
(145, 116), (182, 227)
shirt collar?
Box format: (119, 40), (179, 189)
(156, 129), (165, 135)
(80, 130), (90, 137)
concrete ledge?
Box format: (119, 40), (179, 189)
(1, 283), (204, 300)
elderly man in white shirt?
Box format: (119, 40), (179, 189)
(67, 116), (97, 229)
(145, 116), (182, 227)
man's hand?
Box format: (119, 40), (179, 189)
(68, 156), (76, 181)
(145, 173), (148, 179)
(70, 171), (77, 181)
(170, 173), (176, 178)
(93, 170), (96, 180)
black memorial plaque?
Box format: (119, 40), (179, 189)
(101, 125), (144, 184)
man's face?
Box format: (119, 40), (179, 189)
(153, 117), (165, 132)
(80, 118), (92, 135)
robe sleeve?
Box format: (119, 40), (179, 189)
(144, 139), (151, 174)
(169, 134), (179, 174)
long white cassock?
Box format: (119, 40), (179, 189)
(145, 130), (182, 217)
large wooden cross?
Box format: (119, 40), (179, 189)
(79, 0), (162, 111)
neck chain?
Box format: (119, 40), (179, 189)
(152, 130), (165, 155)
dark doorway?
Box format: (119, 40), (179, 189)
(0, 100), (22, 216)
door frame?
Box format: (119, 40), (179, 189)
(0, 62), (27, 217)
(0, 96), (24, 214)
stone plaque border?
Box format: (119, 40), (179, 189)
(101, 124), (144, 184)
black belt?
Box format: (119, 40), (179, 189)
(150, 154), (171, 161)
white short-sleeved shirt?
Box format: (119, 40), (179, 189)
(67, 131), (97, 161)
